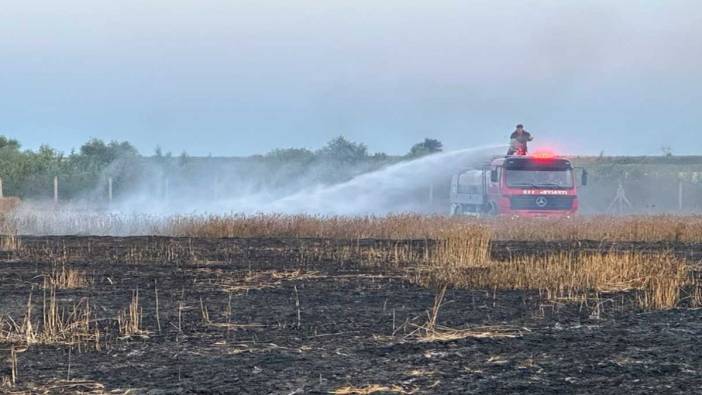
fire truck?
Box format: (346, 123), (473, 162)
(449, 151), (587, 217)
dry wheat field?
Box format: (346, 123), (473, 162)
(0, 214), (701, 393)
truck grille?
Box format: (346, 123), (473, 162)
(510, 196), (575, 210)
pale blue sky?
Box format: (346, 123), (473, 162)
(1, 1), (700, 156)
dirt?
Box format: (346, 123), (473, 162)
(0, 237), (701, 394)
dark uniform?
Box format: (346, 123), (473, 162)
(507, 129), (533, 155)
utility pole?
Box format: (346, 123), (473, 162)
(678, 180), (683, 212)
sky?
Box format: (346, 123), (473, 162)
(1, 0), (700, 156)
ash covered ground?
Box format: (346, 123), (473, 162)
(0, 237), (700, 394)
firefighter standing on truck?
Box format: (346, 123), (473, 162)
(507, 124), (533, 156)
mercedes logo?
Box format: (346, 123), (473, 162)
(535, 196), (548, 208)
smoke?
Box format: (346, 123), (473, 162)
(11, 143), (702, 237)
(107, 144), (505, 216)
(266, 145), (504, 215)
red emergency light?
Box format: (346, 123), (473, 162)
(532, 150), (557, 160)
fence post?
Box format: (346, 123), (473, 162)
(108, 177), (113, 204)
(0, 177), (4, 198)
(53, 176), (58, 203)
(678, 180), (683, 211)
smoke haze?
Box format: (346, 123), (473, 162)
(111, 145), (506, 216)
(2, 1), (701, 231)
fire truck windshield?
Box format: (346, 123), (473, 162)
(505, 169), (574, 188)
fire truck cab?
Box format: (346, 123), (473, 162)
(450, 153), (587, 217)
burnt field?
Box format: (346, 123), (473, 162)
(0, 235), (701, 394)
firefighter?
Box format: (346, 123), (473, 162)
(507, 124), (533, 156)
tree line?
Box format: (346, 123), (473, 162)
(0, 135), (443, 200)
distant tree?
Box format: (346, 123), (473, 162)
(0, 135), (32, 196)
(265, 148), (315, 163)
(178, 151), (190, 167)
(154, 145), (173, 159)
(661, 146), (673, 157)
(317, 136), (369, 163)
(408, 138), (443, 158)
(0, 133), (406, 200)
(79, 139), (138, 167)
(49, 138), (140, 199)
(0, 136), (20, 151)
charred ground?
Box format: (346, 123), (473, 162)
(0, 237), (701, 394)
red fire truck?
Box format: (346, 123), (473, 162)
(449, 152), (587, 217)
